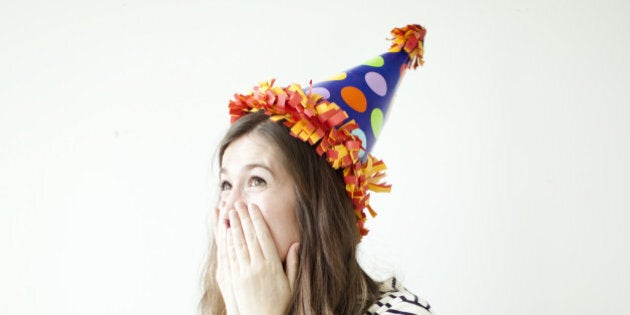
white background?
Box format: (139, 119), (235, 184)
(1, 0), (629, 314)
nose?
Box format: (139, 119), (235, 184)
(221, 186), (247, 210)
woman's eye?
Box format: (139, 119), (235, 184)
(220, 181), (232, 191)
(249, 176), (267, 188)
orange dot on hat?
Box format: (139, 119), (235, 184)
(341, 86), (367, 113)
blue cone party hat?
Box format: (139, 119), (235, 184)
(310, 25), (426, 158)
(228, 24), (426, 237)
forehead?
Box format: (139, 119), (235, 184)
(221, 133), (285, 170)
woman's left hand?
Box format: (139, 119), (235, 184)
(220, 201), (300, 315)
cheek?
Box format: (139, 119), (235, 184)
(259, 200), (298, 236)
(256, 196), (299, 260)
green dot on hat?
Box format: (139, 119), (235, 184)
(371, 108), (384, 138)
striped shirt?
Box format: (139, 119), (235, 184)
(365, 278), (432, 315)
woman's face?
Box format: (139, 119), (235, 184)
(219, 133), (299, 262)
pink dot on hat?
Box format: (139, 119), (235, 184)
(365, 72), (387, 96)
(341, 86), (367, 112)
(311, 87), (330, 99)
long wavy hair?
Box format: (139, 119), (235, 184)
(200, 111), (380, 314)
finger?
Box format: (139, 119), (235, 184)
(212, 241), (222, 280)
(228, 209), (251, 266)
(214, 208), (224, 256)
(215, 207), (230, 234)
(211, 207), (219, 227)
(212, 208), (226, 253)
(215, 209), (229, 274)
(248, 203), (280, 263)
(215, 237), (228, 286)
(234, 202), (263, 260)
(286, 242), (300, 291)
(225, 226), (240, 276)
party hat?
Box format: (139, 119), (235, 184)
(311, 24), (426, 158)
(228, 24), (426, 237)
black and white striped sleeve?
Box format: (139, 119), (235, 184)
(366, 278), (432, 315)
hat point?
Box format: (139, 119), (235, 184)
(227, 24), (427, 238)
(311, 24), (426, 156)
(389, 24), (427, 69)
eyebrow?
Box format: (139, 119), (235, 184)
(220, 163), (275, 178)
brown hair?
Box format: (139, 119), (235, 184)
(200, 111), (380, 314)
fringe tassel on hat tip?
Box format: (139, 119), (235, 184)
(389, 24), (426, 70)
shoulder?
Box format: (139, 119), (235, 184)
(365, 277), (433, 315)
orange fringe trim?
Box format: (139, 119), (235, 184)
(229, 80), (390, 237)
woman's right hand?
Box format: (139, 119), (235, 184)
(214, 202), (300, 315)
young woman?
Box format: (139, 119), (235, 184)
(200, 24), (431, 315)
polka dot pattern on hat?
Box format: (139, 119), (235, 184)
(228, 24), (426, 237)
(312, 51), (411, 156)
